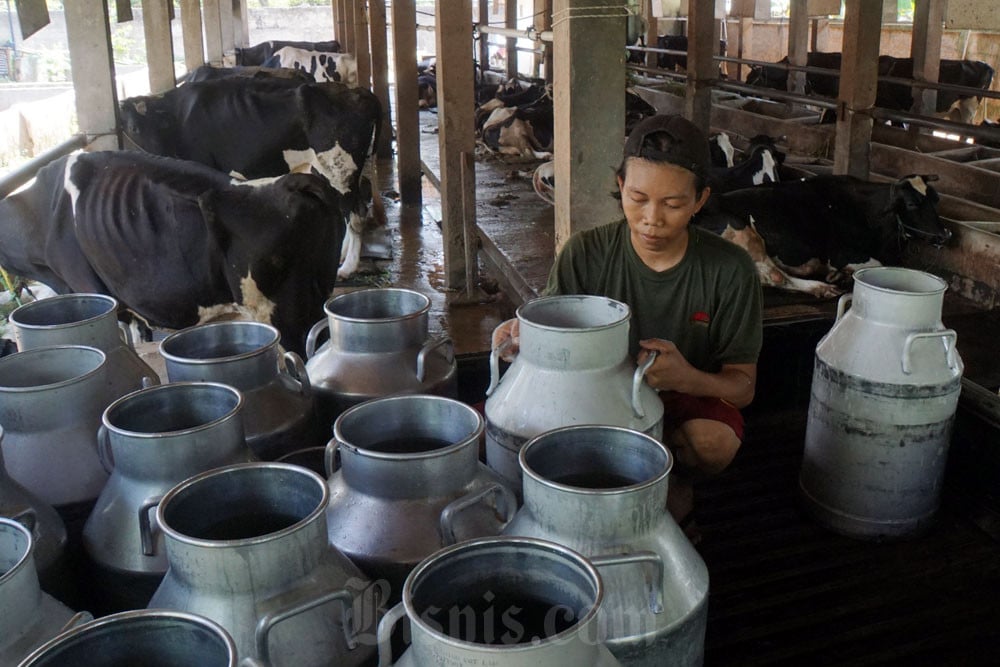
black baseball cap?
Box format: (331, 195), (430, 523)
(622, 114), (711, 178)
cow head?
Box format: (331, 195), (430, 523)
(119, 95), (178, 157)
(888, 175), (952, 246)
(203, 173), (344, 353)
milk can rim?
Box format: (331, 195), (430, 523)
(515, 295), (631, 333)
(18, 609), (238, 666)
(9, 293), (118, 330)
(519, 424), (673, 495)
(0, 516), (34, 588)
(851, 266), (948, 296)
(158, 321), (280, 365)
(322, 287), (431, 323)
(155, 462), (329, 548)
(101, 381), (245, 438)
(401, 536), (605, 652)
(0, 345), (106, 393)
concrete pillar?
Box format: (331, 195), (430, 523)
(354, 0), (372, 89)
(683, 0), (715, 132)
(553, 0), (626, 249)
(65, 0), (118, 150)
(179, 0), (205, 72)
(435, 0), (477, 290)
(505, 0), (518, 80)
(788, 0), (809, 95)
(391, 0), (421, 205)
(141, 0), (175, 93)
(204, 0), (224, 66)
(833, 0), (882, 179)
(910, 0), (944, 118)
(369, 0), (392, 158)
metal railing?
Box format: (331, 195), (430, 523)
(0, 133), (90, 199)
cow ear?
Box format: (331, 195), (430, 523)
(282, 173), (338, 207)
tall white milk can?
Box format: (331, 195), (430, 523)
(800, 267), (963, 539)
(484, 295), (663, 489)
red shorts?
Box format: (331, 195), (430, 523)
(659, 391), (745, 442)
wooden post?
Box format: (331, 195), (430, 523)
(179, 0), (205, 72)
(435, 0), (477, 290)
(553, 0), (626, 249)
(65, 0), (118, 150)
(644, 0), (658, 70)
(833, 0), (882, 179)
(684, 0), (715, 131)
(478, 0), (490, 74)
(788, 0), (809, 95)
(369, 0), (392, 158)
(505, 0), (518, 80)
(534, 0), (551, 79)
(203, 0), (224, 66)
(354, 0), (372, 89)
(910, 0), (944, 119)
(539, 0), (553, 83)
(219, 0), (235, 64)
(232, 0), (249, 48)
(391, 0), (421, 205)
(736, 16), (751, 82)
(342, 0), (357, 55)
(333, 0), (344, 45)
(141, 0), (175, 93)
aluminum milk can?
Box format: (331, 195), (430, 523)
(82, 382), (255, 611)
(148, 462), (379, 667)
(304, 288), (457, 424)
(800, 267), (964, 539)
(9, 293), (160, 396)
(0, 345), (123, 508)
(160, 321), (321, 460)
(0, 517), (88, 666)
(19, 610), (239, 667)
(377, 537), (623, 666)
(484, 295), (664, 488)
(326, 394), (517, 601)
(0, 426), (66, 578)
(504, 425), (709, 666)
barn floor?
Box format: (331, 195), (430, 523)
(370, 110), (1000, 664)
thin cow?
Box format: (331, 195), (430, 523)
(120, 77), (381, 278)
(235, 40), (341, 66)
(0, 151), (345, 353)
(263, 47), (359, 87)
(697, 174), (952, 298)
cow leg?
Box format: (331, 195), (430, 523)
(774, 256), (829, 278)
(722, 224), (843, 299)
(826, 257), (883, 285)
(338, 212), (364, 279)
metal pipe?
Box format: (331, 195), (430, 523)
(475, 24), (553, 43)
(0, 133), (89, 199)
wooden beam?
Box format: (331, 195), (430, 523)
(343, 0), (357, 55)
(219, 0), (235, 63)
(369, 0), (393, 158)
(354, 0), (372, 89)
(141, 0), (175, 93)
(684, 0), (716, 131)
(553, 0), (626, 249)
(203, 0), (224, 66)
(179, 0), (205, 72)
(910, 0), (944, 118)
(232, 0), (249, 48)
(65, 0), (118, 150)
(436, 0), (477, 290)
(478, 0), (490, 73)
(391, 0), (421, 204)
(833, 0), (882, 178)
(505, 0), (518, 79)
(788, 0), (809, 95)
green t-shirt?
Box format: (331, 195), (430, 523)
(544, 220), (763, 372)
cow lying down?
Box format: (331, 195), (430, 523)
(696, 174), (952, 298)
(0, 151), (345, 354)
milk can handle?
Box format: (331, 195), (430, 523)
(324, 437), (341, 477)
(590, 551), (665, 614)
(282, 351), (311, 394)
(117, 321), (135, 349)
(96, 424), (115, 473)
(305, 318), (329, 359)
(58, 611), (94, 633)
(439, 482), (518, 545)
(901, 330), (959, 375)
(376, 601), (408, 667)
(254, 587), (358, 664)
(11, 507), (37, 534)
(138, 496), (163, 556)
(486, 338), (515, 397)
(416, 336), (454, 383)
(632, 351), (658, 419)
(835, 293), (853, 322)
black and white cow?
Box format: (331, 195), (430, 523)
(708, 135), (785, 193)
(263, 47), (358, 86)
(0, 151), (345, 353)
(697, 174), (952, 298)
(119, 77), (381, 278)
(235, 40), (341, 66)
(180, 64), (314, 84)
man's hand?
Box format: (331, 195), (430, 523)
(491, 318), (520, 362)
(638, 338), (695, 393)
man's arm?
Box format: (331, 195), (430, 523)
(638, 338), (757, 408)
